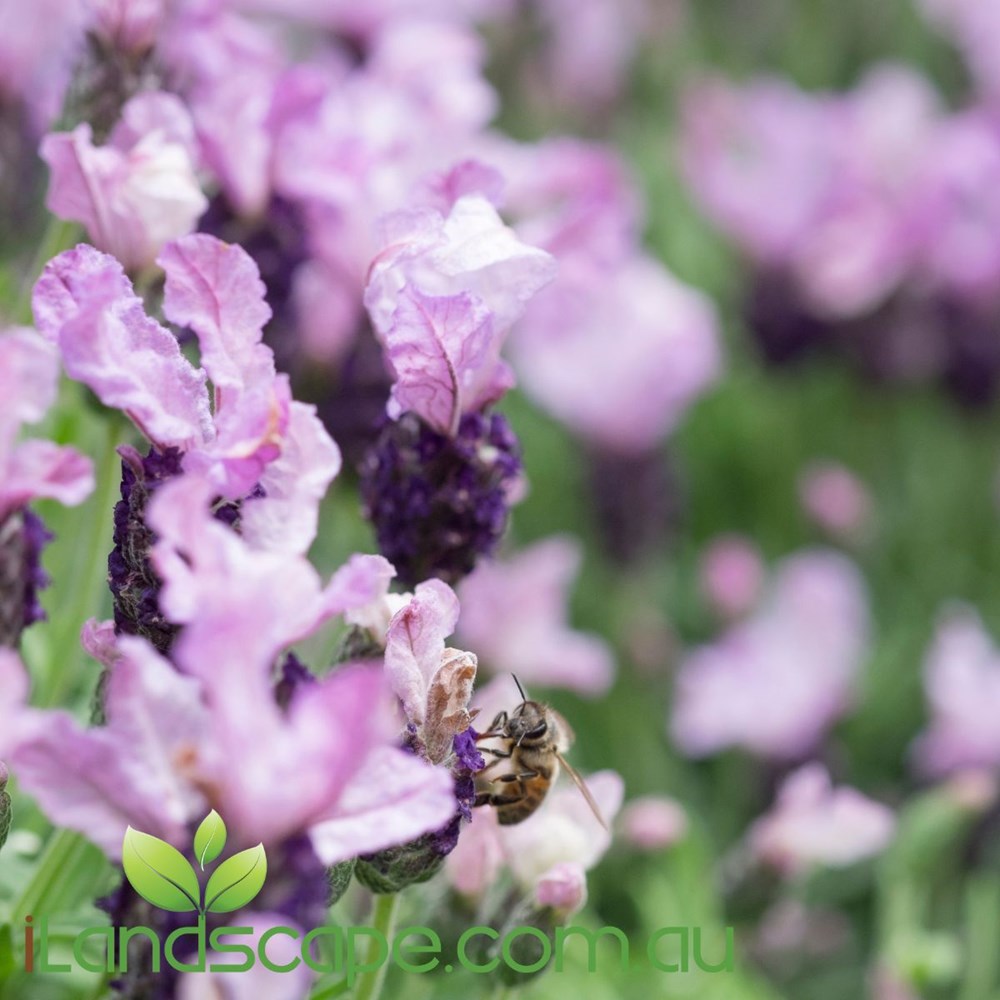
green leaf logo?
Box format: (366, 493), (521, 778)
(122, 827), (201, 913)
(204, 844), (268, 914)
(193, 809), (227, 870)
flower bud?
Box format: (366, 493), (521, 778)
(534, 862), (587, 916)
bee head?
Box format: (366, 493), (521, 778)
(509, 700), (550, 745)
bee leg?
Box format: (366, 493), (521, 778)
(497, 771), (539, 783)
(479, 747), (511, 759)
(475, 711), (509, 740)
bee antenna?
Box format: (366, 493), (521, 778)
(512, 674), (528, 703)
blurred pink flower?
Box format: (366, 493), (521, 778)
(699, 534), (765, 619)
(455, 536), (614, 695)
(41, 92), (207, 271)
(912, 606), (1000, 776)
(535, 861), (587, 916)
(748, 764), (895, 875)
(0, 328), (94, 523)
(680, 76), (845, 266)
(510, 251), (720, 453)
(619, 795), (688, 851)
(671, 550), (870, 759)
(798, 462), (873, 538)
(912, 111), (1000, 301)
(790, 65), (940, 318)
(680, 66), (945, 318)
(533, 0), (649, 111)
(0, 0), (85, 128)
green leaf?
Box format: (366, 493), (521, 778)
(204, 844), (267, 914)
(121, 827), (200, 913)
(193, 810), (227, 870)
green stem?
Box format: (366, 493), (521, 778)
(10, 828), (108, 928)
(36, 411), (122, 709)
(14, 217), (81, 324)
(352, 892), (400, 1000)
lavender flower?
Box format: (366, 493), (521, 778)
(42, 93), (208, 271)
(33, 234), (342, 649)
(748, 764), (895, 875)
(359, 193), (554, 585)
(671, 550), (871, 760)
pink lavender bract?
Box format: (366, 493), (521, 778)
(42, 92), (208, 272)
(913, 606), (1000, 777)
(671, 550), (870, 760)
(0, 328), (95, 523)
(748, 764), (895, 875)
(455, 535), (615, 695)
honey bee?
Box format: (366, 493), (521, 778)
(472, 676), (607, 828)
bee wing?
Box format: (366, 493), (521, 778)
(556, 752), (608, 831)
(548, 707), (575, 753)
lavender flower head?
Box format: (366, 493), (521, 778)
(359, 192), (556, 586)
(33, 234), (341, 652)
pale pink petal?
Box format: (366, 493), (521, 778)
(444, 805), (504, 898)
(384, 286), (505, 434)
(511, 253), (721, 454)
(310, 745), (457, 865)
(0, 441), (94, 521)
(34, 246), (212, 448)
(384, 579), (460, 725)
(110, 91), (198, 160)
(10, 713), (191, 858)
(148, 475), (328, 684)
(0, 327), (59, 430)
(365, 195), (556, 348)
(41, 95), (207, 271)
(159, 234), (274, 392)
(240, 401), (342, 555)
(322, 554), (398, 620)
(799, 462), (872, 537)
(208, 665), (391, 846)
(32, 243), (132, 343)
(183, 370), (291, 499)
